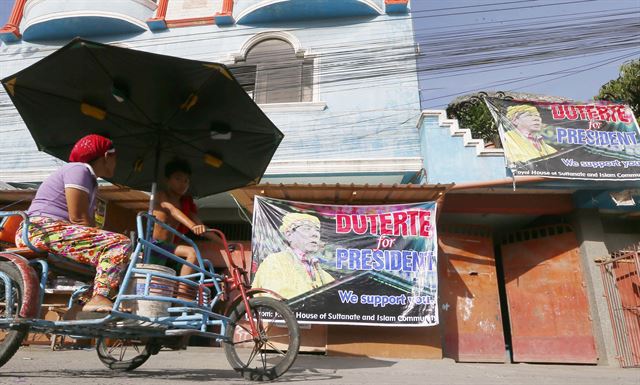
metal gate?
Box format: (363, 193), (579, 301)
(440, 224), (505, 362)
(598, 243), (640, 368)
(501, 224), (597, 364)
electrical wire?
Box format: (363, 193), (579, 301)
(0, 0), (638, 156)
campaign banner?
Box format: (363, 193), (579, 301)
(251, 196), (438, 327)
(485, 97), (640, 180)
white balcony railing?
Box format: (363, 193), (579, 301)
(22, 0), (157, 41)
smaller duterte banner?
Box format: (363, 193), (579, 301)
(251, 197), (438, 327)
(485, 97), (640, 180)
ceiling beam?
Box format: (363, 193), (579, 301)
(442, 193), (574, 215)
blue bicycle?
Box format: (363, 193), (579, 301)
(0, 211), (300, 381)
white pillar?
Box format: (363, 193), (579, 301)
(571, 209), (618, 367)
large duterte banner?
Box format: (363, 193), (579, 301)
(251, 196), (438, 327)
(485, 97), (640, 180)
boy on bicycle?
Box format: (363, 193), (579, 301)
(151, 159), (225, 286)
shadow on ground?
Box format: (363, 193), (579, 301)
(0, 368), (339, 383)
(0, 355), (396, 383)
(293, 354), (397, 370)
(277, 354), (397, 383)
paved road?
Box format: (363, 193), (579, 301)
(0, 346), (638, 385)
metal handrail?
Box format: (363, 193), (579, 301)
(0, 211), (46, 253)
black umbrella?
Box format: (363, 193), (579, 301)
(1, 38), (283, 199)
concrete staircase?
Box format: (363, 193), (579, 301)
(419, 110), (504, 157)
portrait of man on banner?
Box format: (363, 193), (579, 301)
(252, 212), (335, 299)
(503, 104), (558, 163)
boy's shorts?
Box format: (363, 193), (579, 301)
(147, 239), (179, 271)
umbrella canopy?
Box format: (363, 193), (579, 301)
(1, 38), (284, 197)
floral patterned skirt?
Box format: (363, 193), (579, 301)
(16, 216), (132, 300)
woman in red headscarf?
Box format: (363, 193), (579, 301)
(15, 134), (131, 313)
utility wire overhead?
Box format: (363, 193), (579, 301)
(0, 0), (637, 146)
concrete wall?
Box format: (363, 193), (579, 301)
(235, 0), (385, 23)
(602, 217), (640, 252)
(605, 234), (640, 252)
(22, 0), (156, 22)
(166, 0), (223, 20)
(235, 0), (386, 14)
(21, 0), (155, 40)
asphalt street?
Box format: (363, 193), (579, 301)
(0, 346), (638, 385)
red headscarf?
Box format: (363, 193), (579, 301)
(69, 134), (113, 163)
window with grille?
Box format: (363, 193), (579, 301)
(229, 39), (313, 104)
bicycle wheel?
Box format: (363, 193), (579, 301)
(96, 337), (157, 371)
(223, 297), (300, 381)
(0, 261), (29, 368)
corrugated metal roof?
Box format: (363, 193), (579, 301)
(97, 185), (151, 210)
(0, 185), (150, 211)
(231, 183), (452, 213)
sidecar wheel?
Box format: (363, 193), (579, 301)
(96, 337), (157, 371)
(0, 262), (29, 368)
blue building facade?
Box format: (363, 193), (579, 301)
(0, 0), (421, 186)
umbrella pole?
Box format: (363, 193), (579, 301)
(142, 143), (161, 263)
(148, 182), (157, 215)
(141, 181), (157, 264)
(148, 139), (161, 216)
